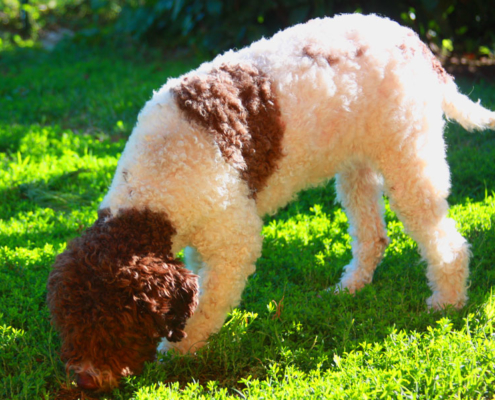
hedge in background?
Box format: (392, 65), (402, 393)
(2, 0), (494, 55)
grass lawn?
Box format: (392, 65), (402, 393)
(1, 42), (495, 400)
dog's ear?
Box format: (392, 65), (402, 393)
(121, 256), (199, 343)
(157, 262), (199, 342)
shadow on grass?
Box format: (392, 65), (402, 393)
(0, 121), (125, 160)
(0, 44), (202, 135)
(21, 131), (495, 398)
(101, 185), (495, 396)
(40, 207), (495, 397)
(0, 166), (112, 237)
(26, 136), (492, 395)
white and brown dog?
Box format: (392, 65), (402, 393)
(47, 13), (495, 391)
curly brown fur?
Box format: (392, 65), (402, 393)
(172, 63), (285, 198)
(47, 208), (198, 391)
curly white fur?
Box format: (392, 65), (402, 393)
(100, 14), (495, 354)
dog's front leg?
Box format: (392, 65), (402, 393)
(159, 202), (263, 354)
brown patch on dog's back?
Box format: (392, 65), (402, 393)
(172, 63), (285, 198)
(303, 44), (340, 66)
(420, 42), (451, 83)
(398, 39), (452, 83)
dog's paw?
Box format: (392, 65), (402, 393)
(334, 270), (371, 294)
(333, 283), (351, 295)
(174, 335), (207, 354)
(157, 338), (172, 355)
(156, 339), (188, 360)
(426, 291), (467, 310)
(158, 335), (206, 356)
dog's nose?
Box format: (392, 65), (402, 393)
(76, 372), (99, 390)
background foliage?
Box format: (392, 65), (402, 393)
(1, 0), (495, 55)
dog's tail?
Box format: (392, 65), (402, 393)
(442, 80), (495, 132)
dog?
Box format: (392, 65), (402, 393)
(47, 13), (495, 391)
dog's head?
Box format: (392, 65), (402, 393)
(47, 208), (198, 391)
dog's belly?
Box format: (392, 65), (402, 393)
(254, 136), (341, 217)
(253, 98), (370, 216)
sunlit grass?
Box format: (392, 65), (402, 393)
(1, 44), (495, 399)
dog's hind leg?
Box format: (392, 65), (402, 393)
(161, 199), (263, 354)
(378, 141), (469, 309)
(335, 160), (389, 293)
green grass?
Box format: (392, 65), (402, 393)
(1, 42), (495, 399)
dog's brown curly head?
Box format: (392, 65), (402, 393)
(47, 208), (198, 391)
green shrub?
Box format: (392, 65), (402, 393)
(3, 1), (494, 56)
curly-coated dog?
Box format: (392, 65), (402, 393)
(47, 13), (495, 391)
